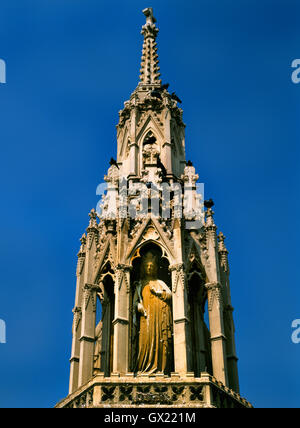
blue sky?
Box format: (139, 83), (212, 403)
(0, 0), (299, 408)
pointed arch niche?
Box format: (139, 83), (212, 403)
(187, 263), (213, 377)
(94, 262), (115, 377)
(128, 242), (174, 374)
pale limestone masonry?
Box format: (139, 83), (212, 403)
(56, 373), (252, 409)
(56, 8), (252, 409)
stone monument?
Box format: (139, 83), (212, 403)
(56, 8), (252, 409)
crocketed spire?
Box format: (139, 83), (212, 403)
(139, 8), (161, 85)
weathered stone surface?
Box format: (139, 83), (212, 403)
(56, 374), (252, 409)
(57, 8), (251, 409)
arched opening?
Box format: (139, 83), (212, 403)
(143, 131), (157, 146)
(125, 139), (130, 158)
(93, 266), (115, 377)
(188, 270), (212, 377)
(129, 242), (174, 375)
(101, 274), (115, 376)
(101, 275), (115, 376)
(171, 137), (177, 176)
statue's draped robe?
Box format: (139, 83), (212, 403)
(135, 279), (172, 374)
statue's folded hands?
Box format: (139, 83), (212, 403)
(150, 286), (163, 297)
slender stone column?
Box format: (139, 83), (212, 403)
(170, 220), (192, 375)
(205, 206), (228, 386)
(69, 235), (86, 394)
(78, 283), (97, 386)
(69, 306), (82, 393)
(129, 143), (138, 177)
(127, 104), (138, 177)
(224, 305), (239, 392)
(171, 266), (192, 374)
(218, 232), (239, 392)
(162, 110), (172, 174)
(78, 210), (99, 387)
(112, 265), (131, 375)
(206, 281), (228, 386)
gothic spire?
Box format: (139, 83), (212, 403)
(139, 8), (161, 86)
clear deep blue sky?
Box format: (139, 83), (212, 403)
(0, 0), (299, 408)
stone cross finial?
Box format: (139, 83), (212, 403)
(141, 7), (159, 39)
(143, 7), (156, 25)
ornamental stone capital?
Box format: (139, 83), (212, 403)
(169, 263), (185, 272)
(205, 281), (221, 290)
(205, 282), (223, 312)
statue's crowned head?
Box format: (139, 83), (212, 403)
(141, 250), (159, 279)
